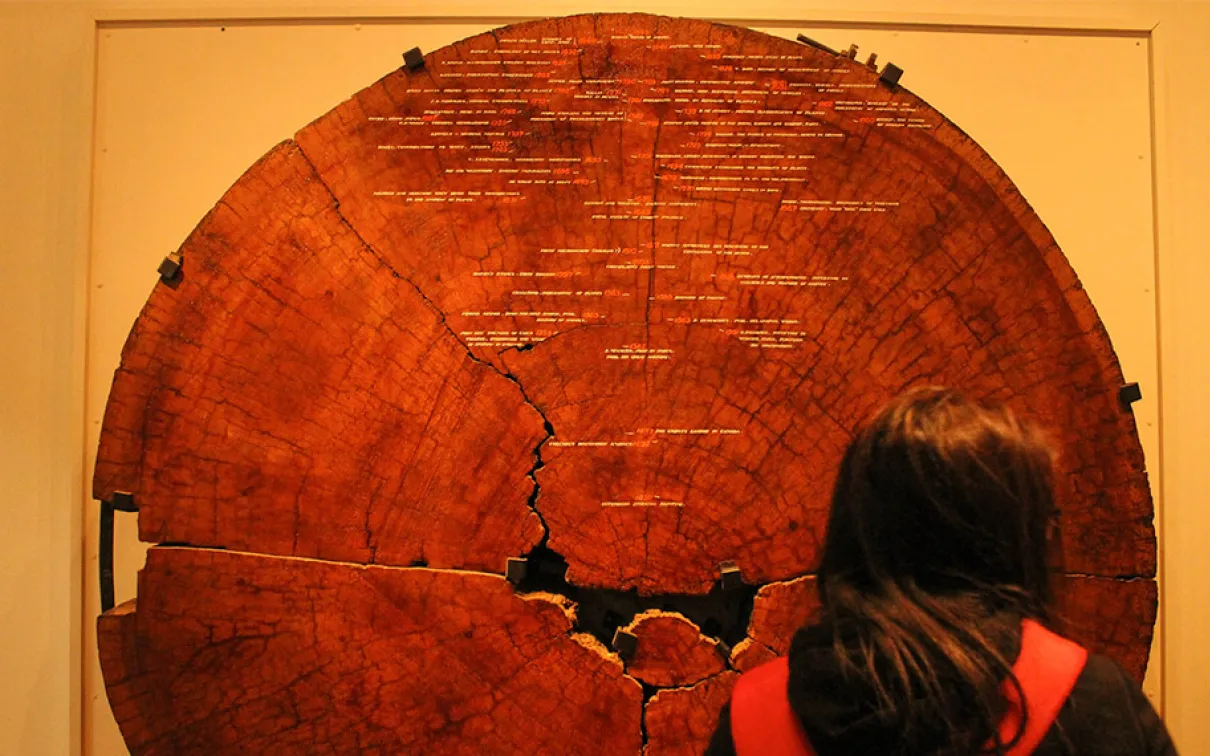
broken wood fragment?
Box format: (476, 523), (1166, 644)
(622, 610), (725, 687)
(98, 548), (643, 755)
(645, 672), (739, 756)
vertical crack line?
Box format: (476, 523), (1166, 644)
(640, 682), (654, 751)
(294, 140), (557, 547)
(503, 371), (556, 545)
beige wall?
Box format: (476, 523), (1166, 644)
(1150, 2), (1210, 747)
(1, 2), (1207, 755)
(0, 5), (91, 756)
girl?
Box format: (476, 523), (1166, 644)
(707, 387), (1174, 755)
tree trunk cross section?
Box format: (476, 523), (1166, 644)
(95, 13), (1157, 754)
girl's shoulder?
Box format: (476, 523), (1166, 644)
(1041, 654), (1176, 756)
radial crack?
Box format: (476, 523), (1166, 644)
(294, 140), (558, 552)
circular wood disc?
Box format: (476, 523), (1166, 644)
(96, 13), (1156, 755)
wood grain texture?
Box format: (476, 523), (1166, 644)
(94, 142), (545, 571)
(94, 12), (1158, 754)
(96, 14), (1155, 589)
(730, 637), (779, 673)
(622, 610), (724, 687)
(644, 671), (738, 756)
(1057, 575), (1158, 682)
(98, 548), (642, 755)
(745, 575), (821, 655)
(290, 13), (1152, 593)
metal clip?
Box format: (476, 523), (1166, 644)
(1119, 382), (1143, 407)
(158, 252), (182, 283)
(506, 557), (528, 586)
(99, 492), (137, 613)
(720, 560), (743, 591)
(796, 34), (838, 56)
(402, 47), (425, 71)
(612, 628), (638, 661)
(879, 62), (904, 89)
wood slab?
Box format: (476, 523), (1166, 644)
(645, 671), (738, 756)
(290, 13), (1153, 592)
(622, 610), (724, 687)
(745, 575), (821, 655)
(1058, 575), (1158, 682)
(730, 637), (779, 673)
(95, 13), (1159, 754)
(99, 547), (642, 755)
(94, 142), (545, 571)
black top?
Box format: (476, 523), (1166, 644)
(706, 623), (1176, 756)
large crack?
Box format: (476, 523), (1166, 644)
(293, 140), (557, 556)
(289, 144), (765, 653)
(508, 375), (556, 545)
(205, 146), (768, 681)
(515, 544), (759, 651)
(244, 146), (771, 733)
(645, 667), (736, 698)
(287, 140), (785, 752)
(104, 16), (1161, 756)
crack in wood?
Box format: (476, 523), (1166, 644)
(95, 13), (1157, 754)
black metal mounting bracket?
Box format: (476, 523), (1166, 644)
(879, 62), (905, 89)
(99, 492), (137, 613)
(612, 627), (638, 661)
(506, 557), (528, 586)
(719, 560), (743, 591)
(402, 47), (425, 71)
(158, 252), (182, 284)
(796, 34), (838, 56)
(1119, 382), (1143, 407)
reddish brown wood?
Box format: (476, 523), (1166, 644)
(94, 142), (545, 571)
(97, 14), (1154, 591)
(98, 548), (642, 755)
(290, 13), (1151, 593)
(645, 671), (738, 756)
(746, 576), (821, 655)
(622, 610), (724, 687)
(95, 12), (1159, 754)
(729, 638), (778, 673)
(1057, 576), (1158, 682)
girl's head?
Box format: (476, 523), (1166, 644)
(819, 386), (1057, 614)
(810, 388), (1060, 754)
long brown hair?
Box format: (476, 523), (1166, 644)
(815, 387), (1057, 754)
